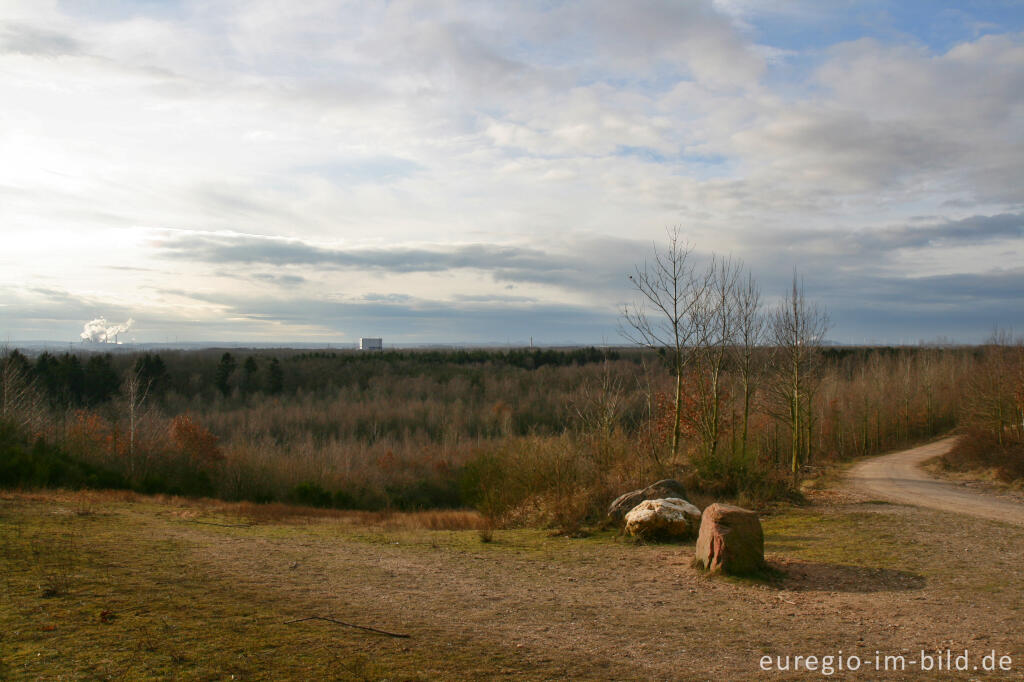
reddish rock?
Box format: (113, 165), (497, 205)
(694, 503), (766, 575)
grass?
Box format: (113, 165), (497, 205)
(2, 489), (1022, 680)
(0, 496), (522, 679)
(763, 511), (906, 567)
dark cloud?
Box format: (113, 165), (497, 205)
(761, 268), (1024, 344)
(747, 212), (1023, 262)
(856, 213), (1024, 251)
(177, 291), (618, 344)
(249, 273), (307, 287)
(155, 232), (650, 293)
(828, 269), (1024, 307)
(160, 233), (547, 270)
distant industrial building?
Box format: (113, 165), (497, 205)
(359, 337), (383, 351)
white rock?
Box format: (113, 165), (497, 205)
(624, 498), (702, 540)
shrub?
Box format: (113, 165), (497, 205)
(386, 476), (463, 511)
(288, 482), (333, 508)
(942, 427), (1024, 483)
(169, 415), (222, 465)
(0, 420), (127, 491)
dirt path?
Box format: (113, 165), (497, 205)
(848, 436), (1024, 525)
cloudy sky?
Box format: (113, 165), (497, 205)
(2, 0), (1022, 345)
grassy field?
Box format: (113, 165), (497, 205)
(2, 489), (1022, 680)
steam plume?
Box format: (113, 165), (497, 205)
(80, 317), (134, 344)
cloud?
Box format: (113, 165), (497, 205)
(159, 232), (554, 271)
(859, 213), (1024, 251)
(822, 269), (1024, 343)
(0, 22), (81, 56)
(2, 2), (1022, 344)
(173, 291), (620, 344)
(154, 231), (651, 295)
(747, 213), (1024, 260)
(248, 273), (307, 287)
(730, 35), (1024, 204)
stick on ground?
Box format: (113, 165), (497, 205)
(284, 616), (410, 638)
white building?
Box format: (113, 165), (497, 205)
(359, 337), (383, 351)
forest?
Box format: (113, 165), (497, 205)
(2, 332), (1020, 532)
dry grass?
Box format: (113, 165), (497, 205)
(2, 489), (1022, 680)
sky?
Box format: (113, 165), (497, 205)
(1, 0), (1022, 346)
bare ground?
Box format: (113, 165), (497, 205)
(2, 461), (1023, 680)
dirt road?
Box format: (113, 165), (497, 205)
(848, 436), (1024, 525)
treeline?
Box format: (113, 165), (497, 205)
(1, 346), (620, 409)
(0, 345), (635, 507)
(0, 339), (991, 528)
(940, 337), (1024, 482)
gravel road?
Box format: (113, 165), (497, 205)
(847, 436), (1024, 526)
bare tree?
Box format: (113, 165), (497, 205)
(690, 255), (742, 461)
(571, 355), (626, 466)
(730, 271), (766, 463)
(620, 228), (708, 459)
(122, 367), (151, 478)
(1, 346), (39, 429)
(768, 272), (830, 484)
(964, 329), (1024, 444)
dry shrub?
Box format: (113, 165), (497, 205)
(169, 415), (223, 465)
(379, 509), (487, 531)
(66, 410), (123, 464)
(942, 428), (1024, 483)
(461, 431), (666, 532)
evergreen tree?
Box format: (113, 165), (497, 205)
(242, 356), (259, 393)
(267, 357), (284, 395)
(214, 352), (237, 397)
(83, 354), (120, 405)
(134, 353), (168, 395)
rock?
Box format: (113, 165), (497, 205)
(607, 479), (688, 523)
(624, 498), (702, 540)
(694, 503), (767, 576)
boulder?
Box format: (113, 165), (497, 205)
(607, 479), (688, 523)
(624, 498), (702, 540)
(694, 503), (767, 576)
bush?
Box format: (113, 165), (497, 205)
(333, 485), (389, 511)
(942, 428), (1024, 483)
(459, 435), (642, 531)
(287, 482), (333, 508)
(0, 420), (128, 491)
(386, 476), (463, 511)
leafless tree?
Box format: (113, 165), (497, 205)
(768, 271), (830, 484)
(122, 367), (151, 478)
(1, 346), (40, 429)
(730, 271), (766, 463)
(690, 255), (743, 461)
(620, 227), (708, 459)
(571, 355), (626, 466)
(964, 329), (1024, 444)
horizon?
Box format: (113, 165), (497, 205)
(2, 1), (1023, 346)
(5, 335), (1002, 354)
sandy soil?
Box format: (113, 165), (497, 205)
(4, 487), (1024, 680)
(847, 437), (1024, 526)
